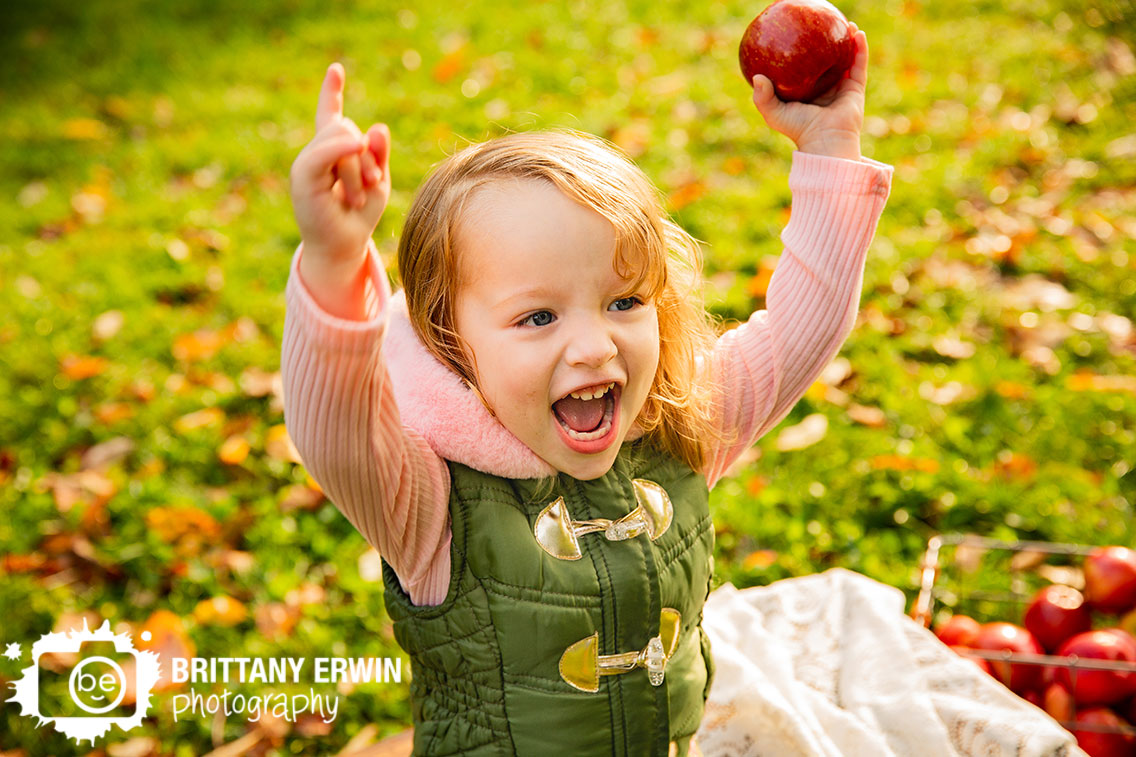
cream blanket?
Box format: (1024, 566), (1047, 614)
(695, 569), (1085, 757)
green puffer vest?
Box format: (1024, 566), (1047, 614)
(382, 439), (715, 756)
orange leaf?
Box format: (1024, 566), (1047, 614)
(994, 452), (1037, 480)
(255, 602), (301, 640)
(135, 609), (195, 693)
(432, 47), (467, 83)
(1067, 372), (1136, 394)
(95, 401), (135, 425)
(667, 180), (706, 211)
(265, 424), (303, 464)
(743, 549), (778, 570)
(723, 156), (746, 176)
(870, 455), (939, 473)
(60, 354), (109, 380)
(145, 505), (220, 555)
(747, 256), (779, 299)
(995, 381), (1031, 400)
(193, 595), (248, 626)
(218, 435), (250, 465)
(174, 407), (224, 433)
(62, 118), (108, 140)
(172, 328), (228, 363)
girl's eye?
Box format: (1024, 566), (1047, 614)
(520, 310), (555, 327)
(610, 297), (641, 312)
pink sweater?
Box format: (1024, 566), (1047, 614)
(281, 151), (893, 606)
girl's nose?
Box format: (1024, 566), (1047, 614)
(564, 322), (618, 369)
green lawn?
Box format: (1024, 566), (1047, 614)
(1, 0), (1133, 753)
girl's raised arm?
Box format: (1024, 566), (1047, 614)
(281, 64), (452, 605)
(702, 30), (893, 488)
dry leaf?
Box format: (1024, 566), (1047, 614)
(62, 118), (108, 140)
(60, 354), (109, 380)
(254, 602), (301, 639)
(847, 403), (887, 427)
(218, 435), (250, 465)
(742, 549), (778, 570)
(775, 413), (828, 451)
(174, 407), (224, 433)
(870, 455), (939, 473)
(265, 424), (303, 464)
(193, 595), (248, 626)
(92, 310), (124, 342)
(81, 436), (134, 471)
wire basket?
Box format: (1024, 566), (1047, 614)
(912, 533), (1136, 741)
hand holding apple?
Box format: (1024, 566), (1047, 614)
(743, 8), (868, 161)
(739, 0), (856, 103)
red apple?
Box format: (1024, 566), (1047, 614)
(1055, 630), (1136, 705)
(1071, 707), (1136, 757)
(970, 622), (1045, 694)
(738, 0), (856, 103)
(950, 645), (994, 676)
(1084, 546), (1136, 615)
(1024, 585), (1093, 653)
(936, 614), (982, 647)
(1043, 681), (1076, 724)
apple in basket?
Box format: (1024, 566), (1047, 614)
(970, 622), (1045, 694)
(1084, 546), (1136, 615)
(1043, 681), (1076, 724)
(1024, 585), (1093, 653)
(1055, 629), (1136, 706)
(949, 645), (994, 676)
(1071, 707), (1136, 757)
(936, 614), (981, 647)
(738, 0), (856, 102)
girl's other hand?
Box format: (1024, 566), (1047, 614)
(750, 25), (868, 161)
(290, 62), (392, 265)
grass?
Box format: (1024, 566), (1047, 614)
(0, 0), (1133, 752)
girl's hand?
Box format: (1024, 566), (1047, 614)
(750, 25), (868, 161)
(290, 63), (392, 265)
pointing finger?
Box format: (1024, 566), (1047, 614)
(316, 62), (345, 132)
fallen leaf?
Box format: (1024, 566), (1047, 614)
(135, 610), (194, 694)
(60, 354), (109, 380)
(218, 435), (250, 465)
(742, 549), (778, 570)
(62, 118), (108, 140)
(92, 310), (125, 342)
(254, 602), (301, 639)
(193, 595), (248, 626)
(847, 403), (887, 427)
(775, 413), (828, 451)
(174, 407), (224, 433)
(870, 455), (939, 473)
(265, 424), (303, 464)
(81, 436), (134, 471)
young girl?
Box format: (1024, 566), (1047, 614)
(282, 26), (891, 757)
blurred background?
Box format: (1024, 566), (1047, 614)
(0, 0), (1133, 753)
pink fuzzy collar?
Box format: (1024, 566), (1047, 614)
(385, 291), (558, 479)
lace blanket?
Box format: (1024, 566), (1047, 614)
(695, 569), (1085, 757)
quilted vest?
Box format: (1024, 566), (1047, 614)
(382, 438), (716, 756)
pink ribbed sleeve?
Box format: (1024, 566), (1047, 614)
(281, 241), (453, 605)
(701, 152), (893, 487)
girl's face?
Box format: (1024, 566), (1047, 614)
(454, 179), (660, 481)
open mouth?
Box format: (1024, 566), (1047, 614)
(552, 382), (619, 445)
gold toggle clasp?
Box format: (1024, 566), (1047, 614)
(533, 479), (674, 560)
(558, 608), (682, 693)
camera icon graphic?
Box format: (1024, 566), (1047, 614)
(8, 618), (162, 744)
